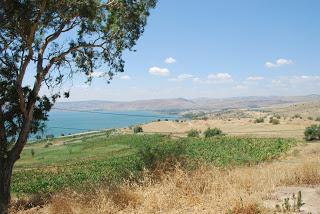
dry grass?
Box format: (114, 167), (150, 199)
(139, 117), (319, 139)
(12, 143), (320, 214)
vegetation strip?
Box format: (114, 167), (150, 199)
(13, 133), (298, 195)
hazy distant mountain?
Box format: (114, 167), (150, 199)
(55, 95), (320, 112)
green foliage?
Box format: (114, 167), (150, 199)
(30, 149), (35, 157)
(304, 124), (320, 141)
(0, 0), (157, 162)
(270, 118), (280, 125)
(293, 114), (302, 119)
(133, 126), (143, 134)
(44, 142), (52, 148)
(274, 114), (281, 119)
(137, 140), (186, 170)
(204, 128), (224, 138)
(184, 137), (296, 166)
(187, 129), (200, 138)
(255, 118), (264, 123)
(12, 133), (297, 194)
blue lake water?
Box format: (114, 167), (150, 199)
(36, 111), (179, 138)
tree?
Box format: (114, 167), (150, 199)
(0, 0), (156, 212)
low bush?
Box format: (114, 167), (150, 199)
(304, 125), (320, 141)
(274, 114), (281, 119)
(137, 140), (186, 170)
(204, 128), (224, 138)
(293, 114), (302, 119)
(133, 126), (143, 134)
(316, 117), (320, 122)
(270, 118), (280, 125)
(187, 129), (200, 138)
(255, 118), (264, 123)
(307, 116), (313, 120)
(44, 142), (52, 148)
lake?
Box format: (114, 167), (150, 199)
(35, 110), (179, 138)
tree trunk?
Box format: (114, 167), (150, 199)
(0, 158), (14, 214)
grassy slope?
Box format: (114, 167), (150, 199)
(12, 132), (298, 195)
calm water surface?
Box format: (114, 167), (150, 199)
(37, 110), (179, 138)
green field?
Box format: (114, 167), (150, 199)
(12, 131), (299, 195)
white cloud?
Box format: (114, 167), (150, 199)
(271, 79), (282, 85)
(207, 73), (233, 82)
(164, 57), (176, 64)
(192, 77), (201, 83)
(265, 58), (293, 68)
(290, 75), (320, 83)
(148, 66), (170, 76)
(120, 75), (131, 80)
(169, 73), (194, 82)
(246, 76), (264, 81)
(233, 85), (247, 90)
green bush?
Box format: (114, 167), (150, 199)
(304, 125), (320, 141)
(293, 114), (302, 119)
(255, 118), (264, 123)
(315, 117), (320, 122)
(137, 140), (186, 170)
(204, 128), (224, 138)
(274, 114), (281, 119)
(133, 126), (143, 134)
(44, 142), (52, 148)
(270, 118), (280, 125)
(187, 129), (200, 138)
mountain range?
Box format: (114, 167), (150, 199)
(54, 94), (320, 112)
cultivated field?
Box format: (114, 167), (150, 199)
(10, 101), (320, 213)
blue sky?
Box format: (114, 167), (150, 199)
(43, 0), (320, 101)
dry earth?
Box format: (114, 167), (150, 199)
(138, 117), (319, 139)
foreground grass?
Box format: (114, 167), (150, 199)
(12, 133), (298, 195)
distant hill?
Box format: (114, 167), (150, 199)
(55, 95), (320, 112)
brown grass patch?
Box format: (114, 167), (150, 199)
(229, 203), (262, 214)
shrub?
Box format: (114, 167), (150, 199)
(187, 129), (200, 138)
(304, 125), (320, 141)
(44, 142), (52, 148)
(316, 117), (320, 122)
(307, 116), (313, 120)
(204, 128), (224, 138)
(255, 118), (264, 123)
(270, 118), (280, 125)
(31, 149), (35, 157)
(293, 114), (302, 119)
(133, 126), (143, 134)
(274, 114), (281, 119)
(137, 140), (186, 170)
(201, 116), (209, 121)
